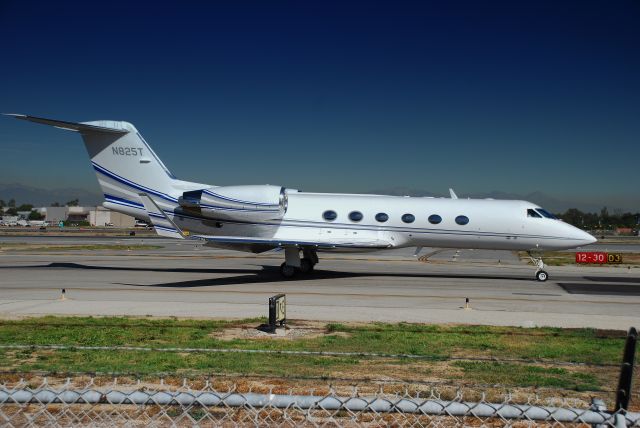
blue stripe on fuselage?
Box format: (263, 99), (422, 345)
(95, 163), (279, 213)
(93, 162), (178, 203)
(104, 194), (573, 241)
(104, 193), (145, 208)
(202, 189), (276, 207)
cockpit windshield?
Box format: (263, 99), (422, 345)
(536, 208), (557, 219)
(527, 209), (542, 218)
(527, 208), (557, 219)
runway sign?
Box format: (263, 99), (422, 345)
(575, 252), (623, 264)
(269, 294), (286, 328)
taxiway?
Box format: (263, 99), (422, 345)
(1, 236), (639, 329)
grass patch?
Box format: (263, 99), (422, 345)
(0, 317), (624, 364)
(315, 322), (624, 365)
(19, 349), (358, 378)
(453, 361), (600, 391)
(0, 317), (627, 390)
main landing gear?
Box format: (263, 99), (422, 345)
(529, 252), (549, 282)
(280, 263), (297, 278)
(279, 248), (318, 279)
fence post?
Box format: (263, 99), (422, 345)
(615, 326), (637, 412)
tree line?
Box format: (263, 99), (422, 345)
(556, 207), (639, 230)
(1, 198), (638, 231)
(0, 198), (81, 221)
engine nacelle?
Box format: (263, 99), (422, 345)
(178, 185), (289, 221)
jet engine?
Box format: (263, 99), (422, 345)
(177, 185), (290, 221)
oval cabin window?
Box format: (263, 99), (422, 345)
(428, 214), (442, 224)
(401, 214), (415, 223)
(375, 213), (389, 223)
(455, 215), (469, 225)
(323, 210), (337, 221)
(348, 211), (363, 222)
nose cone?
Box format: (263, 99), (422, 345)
(571, 226), (597, 245)
(581, 231), (597, 245)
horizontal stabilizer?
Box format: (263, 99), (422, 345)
(138, 193), (185, 239)
(4, 113), (128, 134)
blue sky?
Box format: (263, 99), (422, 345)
(1, 1), (639, 210)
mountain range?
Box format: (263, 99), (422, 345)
(0, 183), (103, 207)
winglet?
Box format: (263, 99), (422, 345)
(138, 193), (185, 239)
(449, 188), (458, 199)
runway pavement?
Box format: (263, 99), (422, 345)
(1, 236), (639, 329)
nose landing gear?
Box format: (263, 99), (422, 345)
(529, 253), (549, 282)
(535, 270), (548, 282)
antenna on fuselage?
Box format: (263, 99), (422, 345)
(449, 188), (458, 199)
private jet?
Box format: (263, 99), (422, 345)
(6, 114), (596, 281)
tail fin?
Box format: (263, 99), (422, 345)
(6, 114), (182, 216)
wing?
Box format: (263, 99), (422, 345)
(193, 234), (393, 251)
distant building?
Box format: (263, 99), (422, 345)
(615, 227), (634, 235)
(67, 206), (90, 222)
(43, 207), (68, 224)
(88, 206), (135, 227)
(0, 215), (19, 225)
(40, 206), (136, 227)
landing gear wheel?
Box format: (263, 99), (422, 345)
(536, 270), (548, 282)
(299, 258), (314, 274)
(280, 262), (297, 279)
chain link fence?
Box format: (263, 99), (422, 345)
(1, 375), (638, 427)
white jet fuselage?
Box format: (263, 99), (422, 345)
(136, 191), (595, 253)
